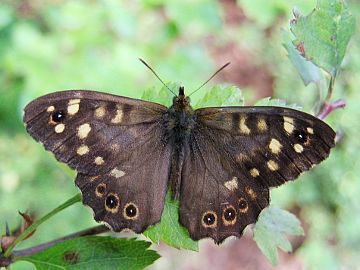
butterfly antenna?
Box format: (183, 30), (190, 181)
(188, 62), (231, 97)
(139, 58), (177, 96)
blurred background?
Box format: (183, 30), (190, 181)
(0, 0), (359, 269)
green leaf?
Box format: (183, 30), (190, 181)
(143, 192), (198, 251)
(195, 85), (244, 108)
(238, 0), (316, 29)
(254, 97), (302, 110)
(141, 83), (178, 107)
(253, 207), (304, 266)
(290, 0), (356, 77)
(17, 236), (160, 270)
(283, 32), (323, 86)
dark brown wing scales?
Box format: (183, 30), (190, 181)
(24, 90), (166, 175)
(180, 127), (269, 243)
(24, 88), (336, 244)
(178, 106), (335, 243)
(196, 106), (335, 187)
(75, 132), (172, 232)
(24, 90), (171, 233)
(179, 133), (269, 243)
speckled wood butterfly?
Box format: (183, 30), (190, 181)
(23, 85), (335, 244)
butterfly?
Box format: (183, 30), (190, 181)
(23, 85), (335, 244)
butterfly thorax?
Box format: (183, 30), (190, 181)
(163, 87), (195, 135)
(163, 87), (196, 199)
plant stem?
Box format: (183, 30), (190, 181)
(325, 76), (334, 105)
(13, 225), (109, 258)
(3, 193), (81, 257)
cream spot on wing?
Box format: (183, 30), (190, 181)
(47, 106), (55, 112)
(250, 168), (260, 177)
(54, 123), (65, 133)
(245, 186), (257, 200)
(77, 123), (91, 139)
(94, 156), (104, 165)
(307, 127), (314, 134)
(89, 175), (100, 182)
(269, 138), (282, 154)
(294, 143), (304, 153)
(95, 106), (106, 118)
(110, 168), (126, 178)
(110, 143), (120, 152)
(76, 145), (89, 156)
(111, 108), (123, 124)
(236, 153), (248, 162)
(267, 160), (279, 171)
(257, 118), (267, 132)
(283, 116), (294, 134)
(67, 99), (81, 115)
(224, 177), (238, 191)
(239, 116), (251, 134)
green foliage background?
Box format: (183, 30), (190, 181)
(0, 0), (359, 269)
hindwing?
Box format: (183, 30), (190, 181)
(178, 106), (335, 243)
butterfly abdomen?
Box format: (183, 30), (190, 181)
(163, 95), (197, 199)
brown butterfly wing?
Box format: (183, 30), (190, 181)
(24, 90), (172, 232)
(179, 106), (335, 243)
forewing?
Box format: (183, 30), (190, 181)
(179, 106), (335, 243)
(24, 90), (171, 232)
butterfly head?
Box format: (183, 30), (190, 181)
(173, 86), (191, 110)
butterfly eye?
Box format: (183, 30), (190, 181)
(238, 198), (248, 213)
(51, 110), (66, 123)
(123, 203), (139, 220)
(105, 193), (120, 213)
(202, 211), (217, 228)
(294, 130), (308, 144)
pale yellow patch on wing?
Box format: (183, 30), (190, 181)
(47, 106), (55, 112)
(236, 153), (248, 162)
(239, 116), (251, 134)
(294, 143), (304, 153)
(77, 123), (91, 139)
(67, 99), (81, 115)
(95, 106), (106, 118)
(250, 168), (260, 177)
(224, 177), (238, 191)
(307, 127), (314, 134)
(54, 123), (65, 133)
(76, 145), (89, 156)
(110, 143), (120, 152)
(283, 116), (294, 134)
(110, 168), (126, 178)
(257, 118), (267, 132)
(89, 175), (100, 182)
(111, 108), (123, 124)
(245, 186), (257, 200)
(69, 99), (81, 105)
(267, 160), (279, 171)
(94, 156), (104, 165)
(269, 138), (282, 154)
